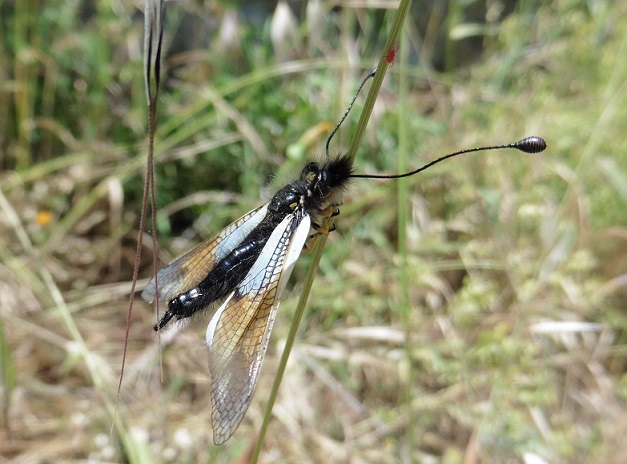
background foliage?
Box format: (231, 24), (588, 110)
(0, 0), (625, 462)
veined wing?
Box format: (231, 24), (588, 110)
(205, 211), (311, 444)
(142, 204), (269, 305)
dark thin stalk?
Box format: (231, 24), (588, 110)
(251, 1), (412, 461)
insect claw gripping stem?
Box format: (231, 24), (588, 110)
(304, 206), (340, 252)
(314, 206), (339, 234)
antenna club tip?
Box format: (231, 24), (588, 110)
(514, 136), (547, 154)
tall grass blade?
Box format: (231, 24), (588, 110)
(114, 0), (165, 437)
(251, 0), (413, 460)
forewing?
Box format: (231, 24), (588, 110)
(142, 204), (269, 304)
(206, 212), (311, 444)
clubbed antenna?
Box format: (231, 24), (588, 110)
(350, 137), (547, 180)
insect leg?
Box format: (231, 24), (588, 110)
(304, 206), (340, 252)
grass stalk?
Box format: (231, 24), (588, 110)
(397, 28), (413, 458)
(251, 0), (413, 460)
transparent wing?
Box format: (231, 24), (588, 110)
(142, 204), (269, 305)
(205, 212), (311, 444)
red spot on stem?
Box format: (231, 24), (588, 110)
(386, 44), (399, 65)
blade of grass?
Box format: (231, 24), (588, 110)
(251, 0), (412, 460)
(114, 0), (164, 450)
(13, 0), (35, 169)
(0, 315), (16, 437)
(397, 27), (413, 456)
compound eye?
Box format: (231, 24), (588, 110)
(310, 169), (329, 197)
(318, 170), (327, 184)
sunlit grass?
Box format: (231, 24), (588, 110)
(0, 0), (625, 462)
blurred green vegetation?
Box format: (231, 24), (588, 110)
(0, 0), (625, 463)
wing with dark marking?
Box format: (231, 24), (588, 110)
(142, 204), (269, 305)
(205, 211), (311, 444)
